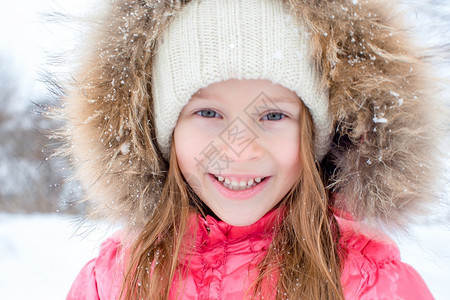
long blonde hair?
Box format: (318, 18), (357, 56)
(121, 101), (344, 299)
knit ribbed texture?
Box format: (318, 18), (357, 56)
(152, 0), (331, 161)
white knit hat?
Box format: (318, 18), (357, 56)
(152, 0), (332, 161)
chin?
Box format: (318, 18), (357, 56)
(219, 212), (264, 227)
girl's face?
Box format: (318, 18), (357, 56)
(174, 79), (302, 226)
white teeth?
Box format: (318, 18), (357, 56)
(214, 175), (266, 191)
(224, 181), (254, 191)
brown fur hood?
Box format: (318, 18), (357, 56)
(61, 0), (447, 229)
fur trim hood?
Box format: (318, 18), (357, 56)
(62, 0), (446, 229)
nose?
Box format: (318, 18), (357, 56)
(216, 117), (264, 162)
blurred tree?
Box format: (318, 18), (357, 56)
(0, 55), (82, 214)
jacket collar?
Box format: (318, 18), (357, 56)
(190, 208), (283, 247)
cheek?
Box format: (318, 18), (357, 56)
(277, 133), (301, 163)
(174, 127), (194, 171)
(276, 137), (302, 183)
(174, 125), (212, 195)
(174, 124), (210, 174)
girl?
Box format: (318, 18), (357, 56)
(64, 0), (444, 299)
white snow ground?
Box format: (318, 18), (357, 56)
(0, 213), (449, 299)
(0, 214), (114, 300)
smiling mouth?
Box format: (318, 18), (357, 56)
(212, 175), (267, 191)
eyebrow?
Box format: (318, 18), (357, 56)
(269, 97), (301, 104)
(192, 93), (300, 104)
(187, 96), (218, 108)
(191, 92), (222, 101)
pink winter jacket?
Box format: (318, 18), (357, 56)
(67, 210), (434, 299)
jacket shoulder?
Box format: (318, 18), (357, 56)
(67, 235), (123, 300)
(337, 216), (434, 300)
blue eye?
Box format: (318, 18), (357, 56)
(262, 112), (285, 121)
(196, 109), (220, 118)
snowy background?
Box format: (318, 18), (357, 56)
(0, 0), (449, 299)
